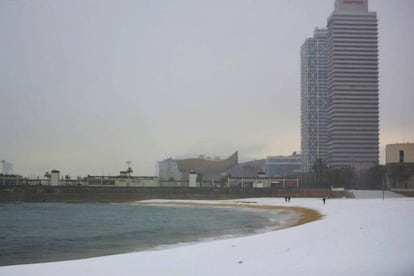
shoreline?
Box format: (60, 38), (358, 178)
(134, 200), (322, 228)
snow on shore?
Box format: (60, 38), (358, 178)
(1, 196), (414, 276)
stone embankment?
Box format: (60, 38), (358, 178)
(0, 186), (351, 202)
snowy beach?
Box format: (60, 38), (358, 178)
(1, 193), (414, 276)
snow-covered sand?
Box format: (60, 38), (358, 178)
(2, 195), (414, 276)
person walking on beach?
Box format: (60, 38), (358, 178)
(322, 197), (326, 205)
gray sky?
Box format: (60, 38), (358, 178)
(1, 0), (413, 177)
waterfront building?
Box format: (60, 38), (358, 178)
(326, 0), (379, 169)
(385, 143), (414, 189)
(301, 28), (329, 172)
(265, 152), (301, 177)
(188, 171), (198, 187)
(0, 174), (23, 186)
(86, 175), (159, 187)
(50, 170), (60, 186)
(114, 176), (159, 187)
(158, 152), (238, 182)
(158, 158), (184, 181)
(226, 159), (265, 178)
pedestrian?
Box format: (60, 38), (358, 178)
(323, 197), (326, 205)
(284, 196), (288, 203)
(288, 196), (291, 203)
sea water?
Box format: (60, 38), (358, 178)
(0, 202), (297, 266)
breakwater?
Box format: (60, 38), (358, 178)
(0, 186), (351, 202)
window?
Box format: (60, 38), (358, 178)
(399, 150), (404, 163)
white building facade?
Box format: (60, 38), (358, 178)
(326, 0), (380, 169)
(158, 158), (183, 181)
(50, 170), (60, 186)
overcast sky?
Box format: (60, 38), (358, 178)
(1, 0), (413, 177)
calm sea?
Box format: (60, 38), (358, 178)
(0, 202), (296, 266)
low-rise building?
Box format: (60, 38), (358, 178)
(0, 174), (23, 186)
(226, 174), (299, 189)
(265, 152), (301, 177)
(50, 170), (60, 186)
(116, 176), (159, 187)
(188, 171), (198, 187)
(86, 175), (160, 187)
(386, 143), (414, 189)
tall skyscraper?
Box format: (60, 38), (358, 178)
(326, 0), (379, 169)
(301, 0), (379, 171)
(301, 28), (328, 172)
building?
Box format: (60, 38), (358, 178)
(301, 0), (379, 171)
(114, 176), (159, 187)
(385, 143), (414, 189)
(301, 28), (329, 172)
(86, 175), (160, 187)
(226, 175), (299, 189)
(226, 159), (265, 178)
(326, 0), (379, 169)
(1, 161), (13, 175)
(265, 152), (301, 177)
(386, 143), (414, 164)
(158, 158), (184, 181)
(50, 170), (60, 186)
(158, 152), (238, 182)
(0, 174), (23, 186)
(188, 171), (198, 187)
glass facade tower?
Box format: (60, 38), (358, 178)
(301, 0), (379, 171)
(301, 28), (328, 172)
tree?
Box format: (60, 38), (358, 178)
(312, 159), (328, 187)
(359, 165), (386, 189)
(327, 166), (356, 189)
(196, 173), (203, 183)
